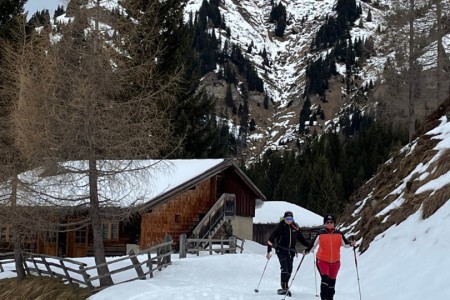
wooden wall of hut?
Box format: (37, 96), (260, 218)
(222, 169), (257, 217)
(140, 176), (217, 249)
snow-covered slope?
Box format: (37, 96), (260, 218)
(23, 0), (450, 161)
(187, 0), (450, 160)
(3, 203), (449, 299)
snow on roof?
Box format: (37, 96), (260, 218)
(5, 159), (225, 207)
(254, 201), (323, 227)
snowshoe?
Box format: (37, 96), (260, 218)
(277, 289), (292, 296)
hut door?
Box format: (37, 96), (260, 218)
(67, 227), (88, 257)
(58, 231), (67, 257)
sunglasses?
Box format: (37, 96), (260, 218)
(285, 217), (294, 221)
(325, 221), (334, 224)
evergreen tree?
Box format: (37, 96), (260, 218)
(0, 0), (26, 38)
(147, 0), (224, 158)
(307, 155), (341, 215)
(28, 9), (51, 28)
(249, 118), (256, 131)
(225, 83), (234, 107)
(263, 94), (270, 109)
(275, 15), (286, 37)
(299, 97), (312, 133)
(367, 8), (372, 22)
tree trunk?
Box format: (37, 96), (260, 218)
(408, 0), (415, 142)
(436, 0), (443, 108)
(89, 1), (113, 287)
(89, 158), (113, 287)
(11, 174), (26, 280)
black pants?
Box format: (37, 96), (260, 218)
(277, 251), (294, 284)
(316, 260), (338, 300)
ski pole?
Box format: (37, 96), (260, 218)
(353, 246), (362, 300)
(282, 253), (306, 300)
(254, 257), (270, 293)
(313, 249), (319, 297)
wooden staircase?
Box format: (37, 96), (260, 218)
(190, 193), (236, 241)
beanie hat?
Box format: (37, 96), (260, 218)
(323, 214), (336, 224)
(284, 211), (294, 218)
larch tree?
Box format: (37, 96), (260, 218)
(4, 0), (183, 287)
(0, 0), (29, 281)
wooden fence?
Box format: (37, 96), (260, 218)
(179, 234), (245, 258)
(0, 252), (15, 273)
(0, 235), (173, 294)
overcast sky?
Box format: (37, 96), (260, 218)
(24, 0), (67, 18)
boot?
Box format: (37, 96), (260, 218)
(277, 282), (292, 296)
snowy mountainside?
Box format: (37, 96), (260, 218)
(186, 0), (342, 159)
(340, 97), (450, 252)
(186, 0), (449, 161)
(24, 0), (450, 161)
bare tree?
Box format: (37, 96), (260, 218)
(0, 14), (38, 281)
(3, 0), (183, 287)
(375, 0), (449, 139)
(407, 0), (416, 142)
(434, 0), (450, 108)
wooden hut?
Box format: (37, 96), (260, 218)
(0, 159), (266, 257)
(137, 159), (266, 250)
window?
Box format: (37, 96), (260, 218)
(46, 231), (57, 243)
(111, 223), (118, 240)
(75, 228), (86, 244)
(0, 226), (9, 242)
(102, 221), (119, 240)
(102, 223), (109, 240)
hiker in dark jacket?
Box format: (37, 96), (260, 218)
(266, 211), (310, 295)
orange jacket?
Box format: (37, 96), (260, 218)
(310, 228), (351, 263)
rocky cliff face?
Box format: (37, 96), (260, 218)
(187, 0), (450, 162)
(341, 97), (450, 252)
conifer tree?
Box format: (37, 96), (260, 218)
(0, 0), (28, 281)
(3, 0), (183, 287)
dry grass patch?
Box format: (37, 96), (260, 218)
(0, 277), (90, 300)
(422, 185), (450, 219)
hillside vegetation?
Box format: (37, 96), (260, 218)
(341, 96), (450, 252)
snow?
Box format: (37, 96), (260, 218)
(254, 201), (323, 227)
(1, 159), (225, 207)
(3, 199), (450, 299)
(3, 115), (450, 298)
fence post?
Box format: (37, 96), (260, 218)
(230, 236), (236, 254)
(129, 249), (145, 280)
(147, 250), (154, 278)
(59, 260), (73, 286)
(164, 235), (172, 265)
(22, 252), (31, 276)
(79, 265), (94, 291)
(30, 256), (42, 276)
(239, 238), (245, 253)
(179, 234), (186, 259)
(209, 234), (213, 255)
(41, 256), (55, 278)
(157, 246), (162, 271)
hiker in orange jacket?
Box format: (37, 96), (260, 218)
(306, 214), (356, 300)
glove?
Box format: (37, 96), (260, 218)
(266, 252), (272, 260)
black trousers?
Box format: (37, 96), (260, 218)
(277, 251), (294, 284)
